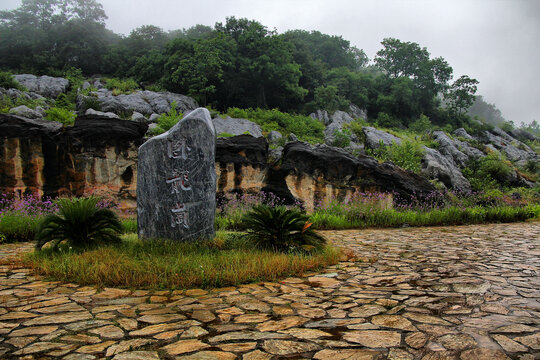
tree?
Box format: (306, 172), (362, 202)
(445, 75), (479, 116)
(0, 0), (111, 74)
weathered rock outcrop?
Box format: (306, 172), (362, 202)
(324, 111), (356, 145)
(421, 147), (471, 191)
(271, 142), (437, 211)
(0, 113), (147, 210)
(433, 131), (470, 167)
(2, 115), (437, 211)
(213, 116), (263, 137)
(13, 74), (69, 98)
(362, 127), (402, 149)
(77, 89), (198, 116)
(478, 129), (538, 165)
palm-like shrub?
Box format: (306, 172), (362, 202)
(241, 204), (326, 252)
(36, 197), (122, 250)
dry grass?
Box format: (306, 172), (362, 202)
(24, 232), (341, 290)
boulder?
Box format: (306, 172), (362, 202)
(288, 133), (299, 142)
(212, 116), (263, 138)
(453, 128), (474, 140)
(324, 110), (356, 145)
(85, 108), (120, 119)
(432, 131), (470, 167)
(13, 74), (69, 98)
(131, 111), (147, 123)
(9, 105), (43, 119)
(265, 142), (437, 205)
(149, 113), (160, 122)
(478, 130), (537, 163)
(348, 104), (367, 120)
(509, 129), (540, 143)
(77, 89), (198, 116)
(362, 127), (402, 149)
(68, 115), (148, 146)
(309, 110), (331, 125)
(267, 130), (283, 144)
(421, 147), (471, 191)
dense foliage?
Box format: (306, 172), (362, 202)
(0, 0), (489, 131)
(36, 197), (122, 250)
(241, 204), (326, 252)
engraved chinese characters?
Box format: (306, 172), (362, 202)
(137, 108), (216, 241)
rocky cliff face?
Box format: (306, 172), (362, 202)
(0, 114), (147, 211)
(1, 115), (437, 211)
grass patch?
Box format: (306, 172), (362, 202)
(310, 204), (540, 230)
(24, 232), (341, 290)
(0, 212), (42, 243)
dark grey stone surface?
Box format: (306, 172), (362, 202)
(137, 108), (216, 241)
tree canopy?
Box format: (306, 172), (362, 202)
(0, 1), (483, 130)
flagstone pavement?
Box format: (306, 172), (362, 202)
(0, 222), (539, 359)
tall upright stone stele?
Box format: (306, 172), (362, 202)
(137, 108), (216, 241)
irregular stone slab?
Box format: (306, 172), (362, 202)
(23, 311), (92, 326)
(217, 342), (257, 352)
(208, 331), (289, 343)
(162, 339), (209, 356)
(403, 312), (451, 326)
(279, 328), (333, 339)
(76, 341), (116, 354)
(8, 325), (58, 337)
(13, 341), (65, 355)
(262, 339), (319, 355)
(137, 107), (216, 241)
(112, 351), (160, 360)
(256, 316), (308, 331)
(459, 348), (511, 360)
(437, 333), (477, 351)
(176, 351), (236, 359)
(405, 332), (428, 349)
(243, 350), (273, 360)
(514, 332), (540, 349)
(371, 315), (417, 331)
(343, 330), (401, 348)
(89, 325), (124, 339)
(130, 320), (200, 336)
(453, 282), (491, 294)
(137, 314), (186, 324)
(313, 349), (383, 360)
(492, 334), (528, 353)
(106, 339), (156, 357)
(350, 304), (387, 317)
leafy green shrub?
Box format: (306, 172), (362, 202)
(226, 108), (325, 144)
(241, 204), (326, 252)
(367, 140), (425, 173)
(105, 78), (140, 95)
(376, 112), (401, 129)
(36, 197), (122, 251)
(81, 96), (102, 112)
(0, 233), (5, 243)
(332, 128), (351, 148)
(409, 114), (431, 133)
(45, 107), (76, 126)
(0, 72), (25, 91)
(479, 152), (512, 181)
(150, 101), (183, 135)
(0, 94), (47, 113)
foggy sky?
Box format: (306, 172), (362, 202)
(2, 0), (539, 125)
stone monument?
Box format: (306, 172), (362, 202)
(137, 108), (216, 241)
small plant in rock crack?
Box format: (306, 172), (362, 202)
(241, 204), (326, 253)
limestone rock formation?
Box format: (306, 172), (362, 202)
(13, 74), (69, 98)
(421, 147), (471, 191)
(362, 127), (402, 149)
(77, 89), (198, 116)
(212, 116), (263, 138)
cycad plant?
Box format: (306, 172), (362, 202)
(36, 197), (122, 251)
(241, 204), (326, 252)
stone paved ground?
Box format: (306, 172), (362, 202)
(0, 222), (539, 360)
